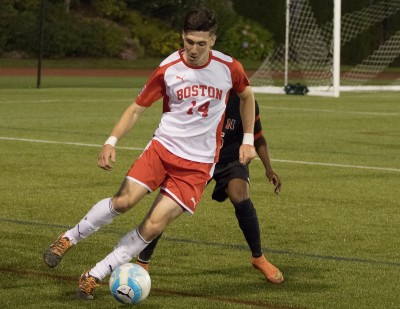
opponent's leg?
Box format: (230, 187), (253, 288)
(227, 179), (284, 284)
(233, 198), (262, 257)
(234, 198), (284, 284)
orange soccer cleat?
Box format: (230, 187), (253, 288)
(43, 234), (73, 268)
(251, 255), (284, 284)
(76, 272), (100, 300)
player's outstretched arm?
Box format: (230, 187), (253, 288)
(98, 102), (147, 171)
(254, 135), (281, 194)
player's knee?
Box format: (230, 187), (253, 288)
(112, 189), (146, 213)
(227, 179), (249, 204)
(112, 180), (148, 213)
(139, 219), (165, 242)
(111, 195), (133, 213)
(228, 189), (249, 204)
(233, 199), (255, 217)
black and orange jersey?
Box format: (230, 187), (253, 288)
(218, 91), (263, 164)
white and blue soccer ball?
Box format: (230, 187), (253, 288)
(109, 263), (151, 304)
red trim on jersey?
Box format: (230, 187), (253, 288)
(255, 115), (260, 122)
(254, 130), (263, 141)
(136, 58), (181, 107)
(178, 49), (212, 69)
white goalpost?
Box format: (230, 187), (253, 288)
(251, 0), (400, 97)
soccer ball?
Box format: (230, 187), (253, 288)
(109, 263), (151, 304)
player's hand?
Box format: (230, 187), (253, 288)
(266, 170), (281, 194)
(98, 144), (116, 171)
(239, 144), (256, 165)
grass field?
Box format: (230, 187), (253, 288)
(0, 75), (399, 309)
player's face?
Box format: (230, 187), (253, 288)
(182, 31), (216, 67)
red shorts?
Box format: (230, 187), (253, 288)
(126, 139), (214, 213)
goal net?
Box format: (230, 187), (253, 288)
(250, 0), (400, 97)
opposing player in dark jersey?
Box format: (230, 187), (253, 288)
(136, 91), (284, 284)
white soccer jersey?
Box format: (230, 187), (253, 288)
(136, 49), (249, 163)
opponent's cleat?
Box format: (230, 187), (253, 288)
(251, 255), (284, 284)
(76, 272), (99, 300)
(43, 234), (73, 268)
(135, 260), (150, 272)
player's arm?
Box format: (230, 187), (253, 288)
(98, 102), (147, 171)
(254, 135), (281, 194)
(237, 86), (256, 165)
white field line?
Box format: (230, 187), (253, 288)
(272, 159), (400, 172)
(0, 136), (143, 151)
(1, 136), (399, 173)
(0, 99), (131, 104)
(258, 105), (400, 117)
(2, 98), (398, 116)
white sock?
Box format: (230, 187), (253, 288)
(64, 198), (119, 245)
(89, 228), (150, 280)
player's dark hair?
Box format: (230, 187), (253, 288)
(183, 8), (218, 35)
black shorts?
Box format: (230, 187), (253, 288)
(211, 160), (250, 202)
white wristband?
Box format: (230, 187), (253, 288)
(104, 136), (118, 147)
(242, 133), (254, 146)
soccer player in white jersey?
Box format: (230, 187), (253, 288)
(43, 8), (257, 300)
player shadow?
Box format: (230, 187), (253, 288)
(64, 289), (163, 308)
(200, 263), (333, 295)
(59, 263), (332, 304)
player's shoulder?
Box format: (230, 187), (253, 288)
(211, 50), (244, 74)
(211, 50), (234, 63)
(159, 50), (181, 67)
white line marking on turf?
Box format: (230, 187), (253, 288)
(0, 99), (131, 104)
(1, 136), (399, 173)
(273, 159), (400, 172)
(2, 98), (397, 116)
(0, 136), (143, 151)
(258, 105), (399, 116)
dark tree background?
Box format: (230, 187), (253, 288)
(1, 0), (399, 65)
